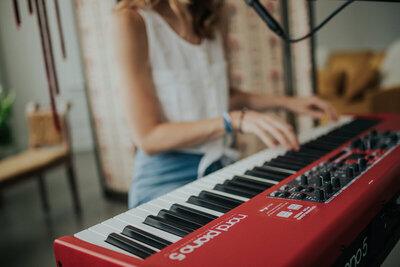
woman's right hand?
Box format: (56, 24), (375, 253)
(232, 110), (299, 151)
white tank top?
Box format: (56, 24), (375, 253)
(137, 9), (236, 177)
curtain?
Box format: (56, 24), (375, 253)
(226, 0), (286, 157)
(74, 0), (134, 194)
(288, 0), (314, 134)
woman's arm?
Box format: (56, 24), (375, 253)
(220, 4), (337, 121)
(112, 9), (298, 154)
(230, 89), (338, 121)
(112, 10), (229, 155)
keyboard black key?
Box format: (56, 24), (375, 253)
(169, 204), (217, 224)
(286, 150), (320, 160)
(263, 161), (302, 171)
(275, 155), (312, 165)
(223, 179), (265, 192)
(106, 233), (156, 259)
(187, 196), (231, 213)
(245, 170), (285, 182)
(144, 215), (193, 237)
(232, 176), (274, 189)
(214, 184), (258, 198)
(122, 225), (172, 250)
(198, 191), (244, 208)
(270, 157), (308, 168)
(158, 209), (204, 230)
(254, 166), (291, 177)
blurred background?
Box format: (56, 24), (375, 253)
(0, 0), (399, 266)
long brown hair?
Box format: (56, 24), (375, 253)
(117, 0), (223, 39)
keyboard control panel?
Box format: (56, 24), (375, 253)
(269, 130), (400, 203)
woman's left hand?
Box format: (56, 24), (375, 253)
(284, 96), (338, 121)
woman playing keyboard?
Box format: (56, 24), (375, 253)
(112, 0), (337, 208)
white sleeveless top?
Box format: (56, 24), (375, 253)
(137, 9), (236, 177)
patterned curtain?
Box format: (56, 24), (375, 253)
(74, 0), (310, 193)
(226, 0), (286, 157)
(74, 0), (134, 194)
(288, 0), (314, 134)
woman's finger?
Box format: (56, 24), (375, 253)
(252, 124), (277, 149)
(264, 115), (299, 150)
(258, 119), (292, 150)
(310, 98), (338, 121)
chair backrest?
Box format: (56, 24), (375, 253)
(25, 102), (71, 150)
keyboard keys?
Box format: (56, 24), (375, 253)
(157, 209), (204, 230)
(106, 233), (156, 259)
(232, 176), (275, 189)
(122, 225), (172, 250)
(198, 191), (244, 208)
(169, 203), (217, 224)
(187, 196), (231, 213)
(144, 215), (193, 237)
(214, 184), (258, 198)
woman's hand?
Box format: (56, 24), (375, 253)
(232, 110), (299, 151)
(284, 96), (338, 121)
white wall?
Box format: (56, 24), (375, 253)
(312, 0), (400, 67)
(0, 0), (93, 152)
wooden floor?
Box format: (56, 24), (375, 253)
(0, 151), (399, 267)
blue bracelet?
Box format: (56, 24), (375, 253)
(222, 112), (233, 134)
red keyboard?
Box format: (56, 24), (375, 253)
(54, 114), (400, 267)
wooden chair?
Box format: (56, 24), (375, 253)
(0, 102), (81, 213)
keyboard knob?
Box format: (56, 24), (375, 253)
(332, 178), (341, 189)
(371, 129), (377, 136)
(301, 175), (308, 186)
(346, 167), (354, 178)
(324, 183), (333, 194)
(358, 158), (367, 170)
(322, 172), (331, 182)
(352, 163), (360, 173)
(316, 189), (325, 201)
(367, 138), (377, 149)
(359, 142), (367, 151)
(316, 176), (323, 187)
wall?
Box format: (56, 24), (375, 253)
(312, 1), (400, 67)
(0, 0), (93, 152)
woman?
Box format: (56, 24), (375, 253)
(112, 0), (337, 208)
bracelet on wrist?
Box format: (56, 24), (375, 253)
(222, 111), (234, 134)
(239, 107), (248, 133)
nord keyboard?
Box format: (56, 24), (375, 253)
(54, 114), (400, 267)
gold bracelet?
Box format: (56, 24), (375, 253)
(239, 107), (248, 133)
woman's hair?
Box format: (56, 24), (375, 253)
(117, 0), (223, 39)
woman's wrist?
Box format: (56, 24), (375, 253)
(274, 95), (293, 110)
(229, 110), (242, 132)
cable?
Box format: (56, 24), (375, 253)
(245, 0), (356, 43)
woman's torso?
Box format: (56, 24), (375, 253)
(136, 9), (232, 176)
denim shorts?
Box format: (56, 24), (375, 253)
(128, 150), (224, 209)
